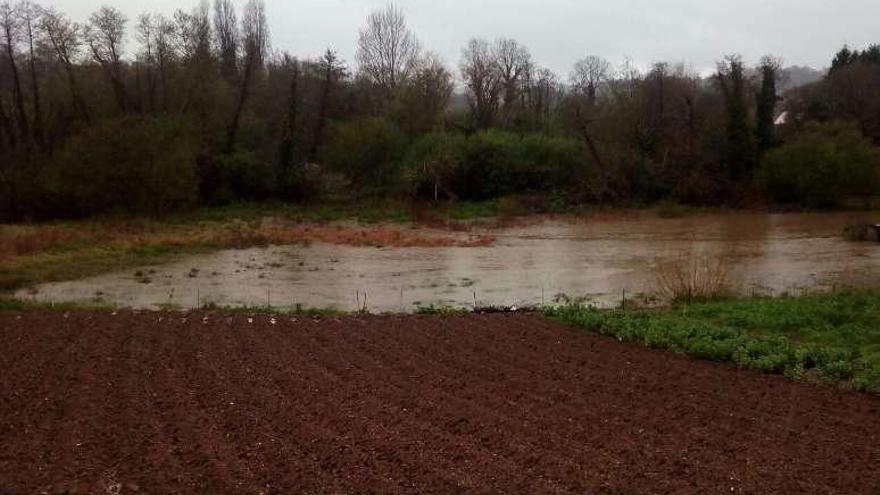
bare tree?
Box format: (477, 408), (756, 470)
(493, 38), (531, 123)
(394, 52), (454, 134)
(607, 57), (641, 102)
(41, 7), (89, 123)
(226, 0), (268, 150)
(356, 3), (420, 95)
(136, 14), (158, 112)
(526, 67), (559, 133)
(568, 55), (613, 195)
(213, 0), (237, 79)
(152, 15), (175, 111)
(86, 6), (129, 113)
(17, 0), (42, 145)
(571, 55), (611, 106)
(134, 14), (175, 113)
(174, 2), (212, 116)
(460, 38), (500, 129)
(174, 3), (211, 63)
(1, 1), (29, 147)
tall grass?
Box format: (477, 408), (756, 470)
(651, 253), (735, 304)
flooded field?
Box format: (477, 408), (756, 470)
(17, 212), (880, 312)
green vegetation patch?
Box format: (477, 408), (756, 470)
(548, 290), (880, 393)
(0, 297), (116, 312)
(0, 244), (213, 292)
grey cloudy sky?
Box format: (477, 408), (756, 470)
(50, 0), (879, 76)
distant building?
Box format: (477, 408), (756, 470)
(774, 111), (789, 126)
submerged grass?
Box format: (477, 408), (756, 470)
(0, 297), (343, 316)
(199, 302), (345, 317)
(548, 290), (880, 393)
(0, 201), (511, 293)
(0, 297), (117, 312)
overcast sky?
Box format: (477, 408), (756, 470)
(50, 0), (879, 77)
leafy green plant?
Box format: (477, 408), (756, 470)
(548, 290), (880, 393)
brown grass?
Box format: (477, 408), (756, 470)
(651, 252), (736, 304)
(0, 218), (495, 261)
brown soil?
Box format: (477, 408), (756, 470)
(1, 312), (878, 494)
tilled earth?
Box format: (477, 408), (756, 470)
(1, 311), (878, 494)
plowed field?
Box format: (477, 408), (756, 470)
(1, 311), (878, 494)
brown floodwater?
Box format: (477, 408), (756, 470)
(18, 212), (880, 312)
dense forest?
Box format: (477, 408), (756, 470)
(0, 1), (879, 221)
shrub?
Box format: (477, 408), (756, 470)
(448, 130), (588, 200)
(448, 129), (523, 200)
(212, 150), (276, 203)
(321, 117), (407, 193)
(400, 132), (466, 199)
(651, 253), (735, 304)
(28, 117), (198, 218)
(759, 121), (880, 207)
(520, 133), (587, 190)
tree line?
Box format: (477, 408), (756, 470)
(1, 1), (878, 220)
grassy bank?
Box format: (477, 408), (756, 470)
(548, 290), (880, 393)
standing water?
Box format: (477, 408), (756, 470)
(18, 212), (880, 312)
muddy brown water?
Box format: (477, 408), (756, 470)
(18, 212), (880, 312)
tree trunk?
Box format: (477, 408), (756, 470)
(63, 62), (90, 124)
(92, 44), (129, 114)
(574, 107), (610, 200)
(0, 94), (13, 151)
(226, 54), (255, 152)
(4, 29), (30, 151)
(309, 63), (333, 163)
(278, 60), (299, 184)
(26, 21), (43, 147)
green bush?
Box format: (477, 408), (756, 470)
(759, 121), (880, 206)
(448, 130), (588, 200)
(30, 117), (198, 218)
(400, 132), (466, 199)
(321, 117), (407, 193)
(214, 150), (277, 202)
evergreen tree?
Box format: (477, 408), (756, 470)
(717, 55), (753, 180)
(830, 46), (855, 73)
(755, 56), (780, 165)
